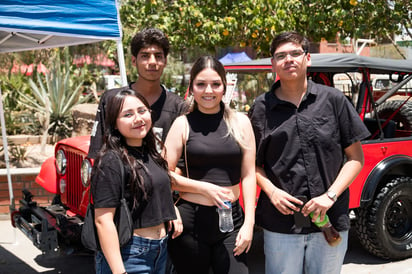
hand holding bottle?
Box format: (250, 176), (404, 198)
(309, 213), (342, 247)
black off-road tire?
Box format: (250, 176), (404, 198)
(355, 177), (412, 260)
(376, 99), (412, 135)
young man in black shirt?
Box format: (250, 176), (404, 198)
(88, 28), (188, 158)
(249, 31), (370, 274)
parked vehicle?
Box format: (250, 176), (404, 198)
(11, 54), (412, 260)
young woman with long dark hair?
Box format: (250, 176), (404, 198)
(91, 88), (182, 274)
(164, 56), (256, 274)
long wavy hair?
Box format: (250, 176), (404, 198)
(188, 55), (248, 149)
(94, 88), (169, 210)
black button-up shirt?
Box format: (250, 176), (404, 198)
(249, 80), (370, 233)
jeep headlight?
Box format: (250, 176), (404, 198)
(81, 159), (92, 187)
(55, 149), (67, 175)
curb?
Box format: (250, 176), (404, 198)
(0, 213), (10, 220)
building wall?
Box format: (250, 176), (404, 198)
(319, 37), (411, 59)
(319, 38), (371, 56)
(0, 168), (53, 214)
(370, 44), (411, 59)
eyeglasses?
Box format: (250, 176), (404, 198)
(273, 50), (307, 62)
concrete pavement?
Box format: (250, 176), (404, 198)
(0, 214), (94, 274)
(1, 214), (411, 273)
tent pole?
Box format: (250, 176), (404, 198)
(0, 86), (15, 214)
(116, 40), (127, 86)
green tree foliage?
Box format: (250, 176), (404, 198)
(119, 0), (411, 57)
(120, 0), (294, 57)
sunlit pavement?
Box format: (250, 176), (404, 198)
(1, 215), (411, 274)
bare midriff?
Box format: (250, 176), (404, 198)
(133, 223), (166, 239)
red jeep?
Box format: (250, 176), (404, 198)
(12, 53), (412, 260)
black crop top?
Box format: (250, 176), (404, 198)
(91, 148), (176, 229)
(186, 106), (242, 186)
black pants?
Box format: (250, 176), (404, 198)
(168, 199), (248, 274)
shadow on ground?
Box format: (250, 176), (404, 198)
(0, 245), (39, 274)
(34, 252), (94, 274)
(0, 244), (94, 274)
(343, 228), (391, 265)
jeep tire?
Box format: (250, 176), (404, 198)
(355, 177), (412, 260)
(376, 99), (412, 137)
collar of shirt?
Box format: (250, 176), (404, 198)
(267, 80), (319, 110)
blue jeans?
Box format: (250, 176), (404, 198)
(96, 234), (169, 274)
(263, 229), (348, 274)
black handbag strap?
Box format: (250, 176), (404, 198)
(115, 153), (126, 199)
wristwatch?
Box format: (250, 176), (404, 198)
(327, 190), (337, 202)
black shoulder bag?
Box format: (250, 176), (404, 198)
(81, 155), (133, 251)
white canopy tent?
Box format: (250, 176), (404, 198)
(0, 0), (127, 213)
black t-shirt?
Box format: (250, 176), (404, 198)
(88, 84), (188, 158)
(186, 106), (242, 186)
(91, 149), (176, 229)
(249, 80), (370, 233)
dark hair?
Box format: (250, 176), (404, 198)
(96, 88), (168, 210)
(131, 28), (170, 58)
(270, 31), (310, 56)
(188, 55), (249, 149)
(188, 55), (227, 99)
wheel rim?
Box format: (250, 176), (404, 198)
(386, 195), (412, 241)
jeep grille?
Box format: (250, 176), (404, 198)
(63, 150), (86, 211)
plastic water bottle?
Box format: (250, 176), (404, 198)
(310, 213), (342, 247)
(218, 201), (234, 233)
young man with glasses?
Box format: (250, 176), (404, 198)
(248, 31), (369, 274)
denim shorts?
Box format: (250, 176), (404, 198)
(96, 234), (169, 274)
